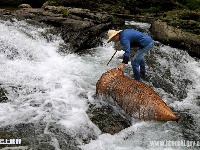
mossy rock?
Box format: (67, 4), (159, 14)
(165, 9), (200, 22)
(60, 8), (69, 17)
(163, 9), (200, 35)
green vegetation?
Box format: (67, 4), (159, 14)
(0, 0), (22, 6)
(164, 9), (200, 35)
(176, 0), (200, 10)
(0, 0), (199, 35)
(197, 35), (200, 40)
(47, 1), (59, 6)
(60, 8), (69, 17)
(1, 0), (200, 11)
(0, 0), (46, 8)
(40, 0), (200, 35)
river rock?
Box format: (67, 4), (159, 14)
(150, 19), (200, 57)
(87, 102), (132, 135)
(0, 6), (112, 53)
(0, 122), (91, 149)
(18, 4), (32, 8)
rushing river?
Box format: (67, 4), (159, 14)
(0, 19), (200, 150)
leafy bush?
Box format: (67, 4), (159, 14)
(176, 0), (200, 10)
(149, 6), (161, 14)
(186, 0), (200, 10)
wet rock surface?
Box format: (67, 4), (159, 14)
(0, 6), (112, 53)
(0, 88), (8, 103)
(0, 122), (97, 149)
(150, 20), (200, 58)
(87, 101), (132, 135)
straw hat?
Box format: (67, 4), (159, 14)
(107, 30), (122, 43)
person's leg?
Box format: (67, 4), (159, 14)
(131, 42), (154, 81)
(140, 57), (145, 76)
(133, 42), (154, 60)
(131, 59), (141, 81)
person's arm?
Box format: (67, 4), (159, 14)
(117, 39), (130, 71)
(117, 40), (130, 71)
(121, 39), (130, 64)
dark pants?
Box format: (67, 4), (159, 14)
(131, 42), (154, 81)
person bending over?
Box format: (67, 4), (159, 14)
(107, 29), (154, 81)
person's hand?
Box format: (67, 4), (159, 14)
(117, 63), (125, 71)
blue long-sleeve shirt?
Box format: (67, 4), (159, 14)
(120, 29), (153, 64)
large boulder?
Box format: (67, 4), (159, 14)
(150, 20), (200, 57)
(87, 103), (132, 135)
(0, 6), (113, 53)
(0, 122), (97, 149)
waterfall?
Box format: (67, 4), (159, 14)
(0, 19), (200, 150)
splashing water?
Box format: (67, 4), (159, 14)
(0, 19), (200, 150)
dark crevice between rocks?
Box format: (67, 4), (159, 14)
(0, 87), (8, 103)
